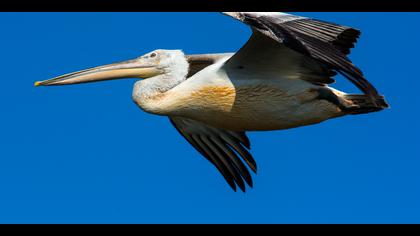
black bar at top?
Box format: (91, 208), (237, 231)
(1, 0), (419, 12)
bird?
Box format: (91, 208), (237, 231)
(35, 12), (389, 192)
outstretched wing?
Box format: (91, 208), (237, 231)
(223, 12), (381, 100)
(169, 117), (256, 192)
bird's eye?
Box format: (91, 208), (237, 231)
(150, 53), (157, 58)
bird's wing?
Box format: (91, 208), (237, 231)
(223, 29), (337, 85)
(186, 53), (234, 78)
(222, 12), (380, 99)
(169, 116), (256, 192)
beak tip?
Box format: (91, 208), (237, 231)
(34, 81), (42, 87)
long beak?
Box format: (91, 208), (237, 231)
(35, 58), (163, 87)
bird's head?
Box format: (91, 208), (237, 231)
(34, 49), (188, 87)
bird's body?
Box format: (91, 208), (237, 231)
(133, 54), (342, 131)
(36, 12), (389, 192)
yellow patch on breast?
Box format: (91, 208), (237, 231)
(189, 86), (237, 112)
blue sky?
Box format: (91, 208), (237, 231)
(0, 12), (419, 223)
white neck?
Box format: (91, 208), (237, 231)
(132, 52), (189, 114)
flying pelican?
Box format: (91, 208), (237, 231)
(35, 12), (389, 192)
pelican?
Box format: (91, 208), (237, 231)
(35, 12), (389, 192)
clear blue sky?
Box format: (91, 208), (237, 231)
(0, 12), (419, 223)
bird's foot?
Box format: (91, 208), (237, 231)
(315, 87), (359, 112)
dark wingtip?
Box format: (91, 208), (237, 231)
(241, 175), (254, 190)
(238, 183), (246, 193)
(229, 182), (237, 192)
(247, 179), (254, 188)
(248, 161), (258, 174)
